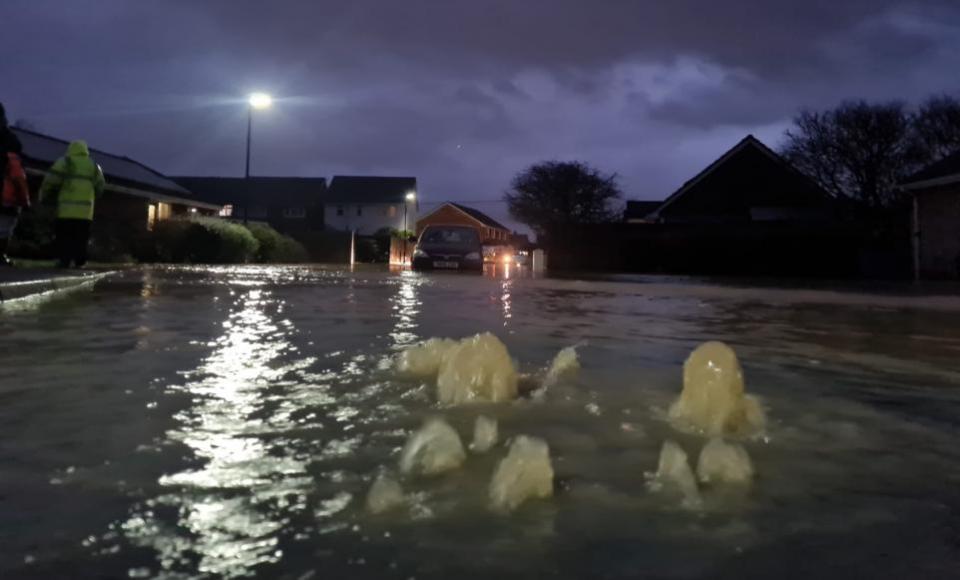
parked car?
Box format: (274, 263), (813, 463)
(411, 225), (484, 271)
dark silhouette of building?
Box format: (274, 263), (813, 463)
(902, 151), (960, 279)
(174, 176), (327, 234)
(557, 135), (857, 276)
(649, 135), (833, 224)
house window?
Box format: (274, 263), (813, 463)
(283, 207), (306, 218)
(157, 202), (172, 221)
(147, 204), (157, 231)
(219, 204), (233, 217)
(357, 206), (363, 217)
(389, 205), (398, 218)
(336, 205), (344, 217)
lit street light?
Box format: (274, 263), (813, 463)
(403, 191), (416, 266)
(248, 92), (272, 110)
(244, 92), (272, 223)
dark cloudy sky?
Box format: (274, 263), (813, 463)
(6, 0), (960, 229)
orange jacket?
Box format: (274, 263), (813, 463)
(2, 152), (30, 209)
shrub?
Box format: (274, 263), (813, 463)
(150, 217), (259, 264)
(246, 222), (309, 263)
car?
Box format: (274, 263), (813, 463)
(411, 225), (484, 271)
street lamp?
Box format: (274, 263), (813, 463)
(244, 92), (272, 223)
(402, 191), (416, 265)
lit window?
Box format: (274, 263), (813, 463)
(219, 204), (233, 217)
(157, 202), (172, 221)
(283, 207), (306, 218)
(147, 204), (157, 231)
(389, 205), (397, 218)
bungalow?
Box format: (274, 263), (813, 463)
(649, 135), (833, 224)
(173, 176), (327, 234)
(324, 176), (418, 235)
(15, 128), (221, 237)
(556, 135), (849, 275)
(415, 202), (511, 244)
(901, 151), (960, 280)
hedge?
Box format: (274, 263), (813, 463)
(150, 217), (259, 264)
(246, 222), (309, 263)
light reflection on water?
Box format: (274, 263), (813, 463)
(389, 270), (422, 348)
(122, 288), (313, 577)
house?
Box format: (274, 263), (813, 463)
(623, 200), (662, 223)
(901, 151), (960, 279)
(649, 135), (833, 224)
(323, 176), (418, 235)
(15, 128), (221, 238)
(415, 202), (511, 243)
(553, 135), (854, 275)
(173, 176), (327, 234)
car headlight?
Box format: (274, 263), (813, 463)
(413, 248), (429, 258)
(464, 252), (481, 261)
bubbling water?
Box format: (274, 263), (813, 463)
(648, 440), (702, 508)
(366, 473), (406, 514)
(489, 436), (555, 513)
(668, 341), (766, 437)
(396, 333), (519, 405)
(543, 346), (580, 388)
(696, 438), (754, 485)
(395, 338), (458, 377)
(470, 415), (499, 453)
(399, 417), (467, 477)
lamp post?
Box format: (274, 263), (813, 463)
(244, 92), (272, 223)
(402, 191), (416, 265)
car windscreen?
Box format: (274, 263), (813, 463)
(421, 227), (480, 246)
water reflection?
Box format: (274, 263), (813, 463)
(120, 289), (312, 578)
(389, 270), (421, 347)
(501, 278), (514, 329)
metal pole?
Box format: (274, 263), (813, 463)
(244, 106), (252, 224)
(402, 202), (408, 265)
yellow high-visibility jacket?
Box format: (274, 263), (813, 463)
(39, 140), (105, 221)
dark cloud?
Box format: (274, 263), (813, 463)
(5, 0), (960, 232)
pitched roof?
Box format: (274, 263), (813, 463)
(326, 175), (416, 203)
(173, 176), (327, 206)
(448, 202), (510, 231)
(14, 127), (196, 199)
(902, 150), (960, 190)
(624, 200), (662, 220)
(651, 134), (831, 220)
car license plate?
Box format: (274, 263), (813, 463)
(433, 261), (458, 269)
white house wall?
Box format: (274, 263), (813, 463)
(324, 202), (419, 235)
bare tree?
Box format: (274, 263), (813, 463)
(782, 101), (924, 208)
(913, 95), (960, 162)
(504, 161), (621, 243)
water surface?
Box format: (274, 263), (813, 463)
(2, 265), (959, 579)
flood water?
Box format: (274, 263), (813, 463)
(2, 265), (960, 579)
